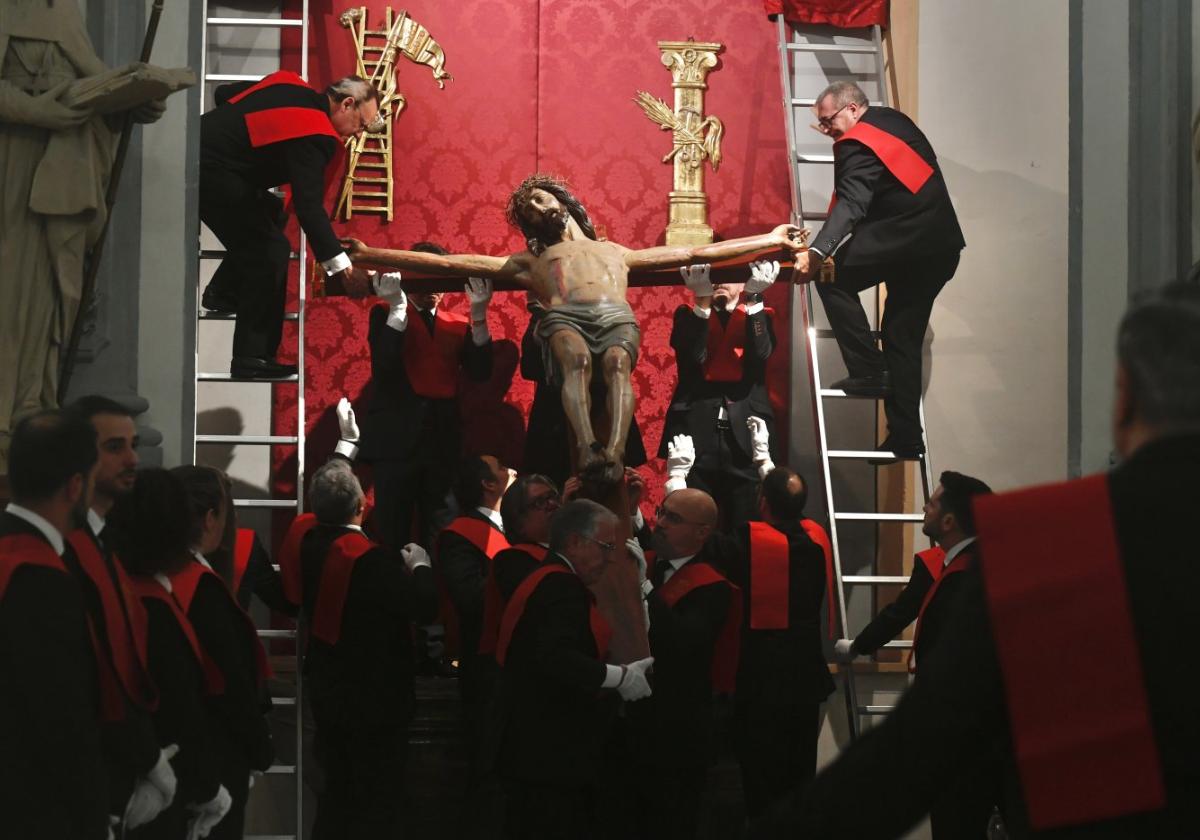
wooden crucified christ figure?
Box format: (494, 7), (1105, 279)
(344, 174), (809, 486)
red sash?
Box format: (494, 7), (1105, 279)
(800, 519), (836, 638)
(67, 531), (157, 712)
(659, 562), (743, 694)
(277, 512), (317, 606)
(436, 516), (509, 657)
(1, 534), (124, 720)
(310, 531), (375, 646)
(170, 559), (273, 686)
(916, 545), (945, 581)
(225, 70), (339, 149)
(977, 476), (1165, 829)
(130, 577), (225, 696)
(908, 545), (972, 673)
(232, 528), (254, 599)
(748, 521), (789, 629)
(479, 543), (549, 656)
(836, 121), (934, 194)
(495, 564), (611, 667)
(402, 309), (470, 399)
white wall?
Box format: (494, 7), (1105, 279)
(917, 0), (1071, 490)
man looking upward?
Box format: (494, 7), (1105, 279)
(346, 174), (810, 484)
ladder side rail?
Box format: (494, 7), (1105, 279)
(295, 2), (310, 834)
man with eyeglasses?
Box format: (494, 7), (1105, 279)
(794, 81), (965, 462)
(489, 499), (653, 839)
(622, 487), (740, 839)
(200, 73), (380, 379)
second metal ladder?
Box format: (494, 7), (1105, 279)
(776, 15), (936, 738)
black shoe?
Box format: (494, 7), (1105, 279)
(230, 356), (298, 380)
(868, 437), (925, 466)
(830, 372), (892, 397)
(201, 284), (238, 315)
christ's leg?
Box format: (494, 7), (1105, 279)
(548, 330), (602, 471)
(600, 346), (634, 476)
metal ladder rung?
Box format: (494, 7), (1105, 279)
(827, 449), (924, 460)
(196, 434), (299, 445)
(786, 42), (879, 54)
(843, 575), (911, 585)
(819, 388), (880, 399)
(883, 640), (912, 649)
(205, 73), (268, 83)
(197, 373), (300, 382)
(257, 628), (297, 639)
(233, 499), (299, 509)
(797, 153), (834, 163)
(199, 312), (300, 322)
(791, 98), (886, 108)
(835, 512), (923, 522)
(206, 17), (303, 27)
(802, 211), (829, 221)
(271, 696), (297, 707)
(859, 705), (895, 716)
(266, 764), (296, 775)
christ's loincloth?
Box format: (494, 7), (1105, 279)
(536, 300), (641, 386)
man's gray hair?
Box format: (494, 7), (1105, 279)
(1117, 282), (1200, 430)
(325, 75), (381, 106)
(549, 499), (617, 554)
(817, 81), (869, 109)
(308, 460), (364, 525)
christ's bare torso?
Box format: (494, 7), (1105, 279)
(517, 238), (631, 307)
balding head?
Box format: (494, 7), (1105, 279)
(652, 487), (717, 561)
(760, 466), (808, 522)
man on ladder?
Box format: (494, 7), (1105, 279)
(794, 81), (964, 462)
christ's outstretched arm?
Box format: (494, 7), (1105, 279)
(622, 224), (808, 271)
(343, 238), (532, 286)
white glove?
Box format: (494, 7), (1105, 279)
(833, 638), (856, 662)
(679, 263), (713, 298)
(248, 769), (263, 789)
(401, 543), (431, 572)
(618, 656), (654, 701)
(123, 778), (168, 830)
(465, 277), (493, 322)
(373, 271), (406, 307)
(147, 744), (179, 809)
(746, 416), (774, 478)
(335, 397), (360, 442)
(665, 434), (695, 494)
(187, 785), (232, 840)
(745, 259), (780, 294)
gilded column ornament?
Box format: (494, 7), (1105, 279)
(634, 40), (724, 245)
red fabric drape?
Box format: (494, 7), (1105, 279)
(764, 0), (888, 29)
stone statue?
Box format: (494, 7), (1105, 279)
(346, 174), (808, 484)
(0, 0), (165, 470)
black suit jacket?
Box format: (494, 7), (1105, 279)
(201, 80), (342, 261)
(436, 511), (505, 700)
(851, 557), (935, 657)
(490, 555), (613, 785)
(300, 524), (436, 714)
(755, 434), (1200, 839)
(813, 106), (965, 268)
(658, 305), (776, 464)
(0, 513), (108, 839)
(358, 304), (493, 462)
(911, 541), (977, 668)
(629, 550), (732, 769)
(720, 523), (835, 706)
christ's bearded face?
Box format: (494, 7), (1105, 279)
(521, 188), (570, 247)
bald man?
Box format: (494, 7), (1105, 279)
(625, 487), (740, 839)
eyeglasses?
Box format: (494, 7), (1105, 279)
(582, 534), (618, 554)
(655, 504), (704, 527)
(529, 492), (561, 512)
(815, 103), (852, 133)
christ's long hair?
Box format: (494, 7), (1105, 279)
(505, 174), (598, 255)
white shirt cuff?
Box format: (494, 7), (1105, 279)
(470, 323), (491, 346)
(322, 252), (351, 275)
(664, 476), (688, 495)
(334, 440), (359, 461)
(385, 308), (408, 332)
(745, 301), (764, 315)
(692, 304), (711, 319)
(601, 664), (624, 688)
(632, 507), (645, 531)
(756, 459), (775, 480)
(640, 578), (654, 598)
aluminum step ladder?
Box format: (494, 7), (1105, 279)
(196, 4), (310, 837)
(776, 16), (935, 739)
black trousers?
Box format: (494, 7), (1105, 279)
(503, 780), (598, 840)
(370, 455), (454, 549)
(311, 693), (410, 840)
(735, 698), (821, 822)
(199, 166), (290, 359)
(816, 251), (960, 444)
(687, 421), (761, 531)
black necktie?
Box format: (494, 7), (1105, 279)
(420, 308), (435, 333)
(652, 559), (669, 588)
(716, 307), (732, 328)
